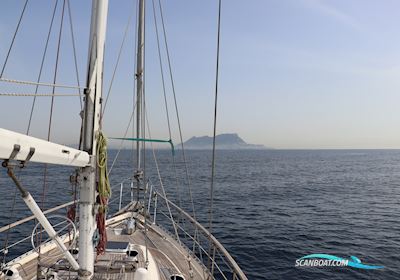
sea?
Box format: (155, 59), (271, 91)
(0, 149), (400, 280)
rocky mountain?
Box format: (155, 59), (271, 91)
(181, 133), (267, 150)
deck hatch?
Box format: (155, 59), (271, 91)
(106, 241), (130, 252)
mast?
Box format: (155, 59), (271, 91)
(79, 0), (108, 277)
(135, 0), (145, 201)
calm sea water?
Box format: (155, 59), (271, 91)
(1, 149), (400, 280)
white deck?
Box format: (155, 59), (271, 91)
(1, 211), (210, 280)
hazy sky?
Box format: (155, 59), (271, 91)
(1, 0), (400, 149)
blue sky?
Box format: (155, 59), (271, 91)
(1, 0), (400, 149)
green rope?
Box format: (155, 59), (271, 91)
(97, 131), (111, 212)
(109, 137), (175, 155)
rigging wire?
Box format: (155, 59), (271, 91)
(152, 0), (204, 262)
(0, 0), (29, 78)
(151, 0), (182, 208)
(152, 0), (200, 262)
(104, 0), (141, 203)
(144, 107), (181, 244)
(26, 0), (60, 134)
(40, 0), (66, 253)
(209, 0), (222, 236)
(0, 78), (84, 89)
(208, 0), (222, 273)
(65, 0), (81, 251)
(66, 0), (84, 151)
(48, 0), (66, 141)
(66, 0), (83, 109)
(1, 92), (80, 97)
(151, 0), (171, 138)
(101, 6), (136, 118)
(157, 0), (197, 219)
(108, 102), (137, 176)
(156, 0), (203, 257)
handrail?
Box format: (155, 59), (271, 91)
(0, 220), (69, 254)
(0, 200), (77, 233)
(158, 210), (229, 280)
(155, 191), (248, 280)
(0, 178), (130, 234)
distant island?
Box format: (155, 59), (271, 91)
(180, 133), (268, 150)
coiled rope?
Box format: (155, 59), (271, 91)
(96, 131), (111, 255)
(97, 131), (111, 199)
